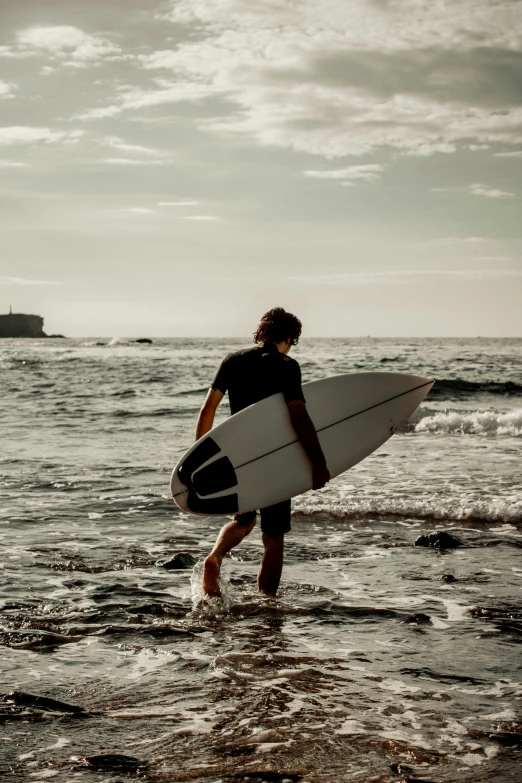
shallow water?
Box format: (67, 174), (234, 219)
(1, 338), (521, 782)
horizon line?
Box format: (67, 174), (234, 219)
(3, 335), (520, 340)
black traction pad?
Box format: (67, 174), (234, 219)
(177, 437), (221, 488)
(192, 456), (238, 497)
(188, 490), (239, 515)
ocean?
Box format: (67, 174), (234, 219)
(1, 337), (521, 782)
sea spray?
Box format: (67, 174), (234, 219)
(410, 407), (522, 436)
(189, 558), (234, 617)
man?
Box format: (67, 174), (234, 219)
(196, 307), (330, 597)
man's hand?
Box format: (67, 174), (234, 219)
(312, 461), (330, 490)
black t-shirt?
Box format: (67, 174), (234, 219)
(211, 342), (306, 414)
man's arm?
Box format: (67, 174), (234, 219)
(195, 388), (223, 440)
(287, 400), (330, 490)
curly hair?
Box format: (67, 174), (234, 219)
(253, 307), (302, 345)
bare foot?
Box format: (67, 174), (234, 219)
(202, 555), (221, 597)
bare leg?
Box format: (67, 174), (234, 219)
(202, 514), (256, 596)
(258, 533), (284, 596)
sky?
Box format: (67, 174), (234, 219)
(0, 0), (521, 337)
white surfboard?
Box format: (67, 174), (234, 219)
(171, 372), (434, 516)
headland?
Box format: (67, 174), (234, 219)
(0, 310), (47, 338)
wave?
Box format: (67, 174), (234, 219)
(404, 407), (522, 436)
(110, 389), (137, 398)
(430, 379), (522, 399)
(173, 387), (208, 396)
(293, 496), (522, 525)
(112, 407), (200, 418)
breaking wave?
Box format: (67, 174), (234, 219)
(293, 496), (522, 525)
(404, 407), (522, 436)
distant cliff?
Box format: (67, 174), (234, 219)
(0, 312), (47, 338)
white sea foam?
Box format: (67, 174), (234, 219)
(434, 598), (471, 622)
(407, 407), (522, 436)
(460, 753), (488, 767)
(293, 495), (522, 523)
(335, 719), (367, 735)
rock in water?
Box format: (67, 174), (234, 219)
(135, 338), (152, 344)
(403, 613), (432, 625)
(401, 778), (439, 783)
(80, 754), (145, 773)
(3, 691), (86, 714)
(236, 774), (301, 782)
(158, 552), (197, 570)
(488, 731), (522, 746)
(414, 531), (464, 549)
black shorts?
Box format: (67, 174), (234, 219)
(235, 499), (291, 536)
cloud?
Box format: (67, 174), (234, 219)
(0, 80), (16, 99)
(468, 183), (516, 199)
(431, 236), (484, 245)
(18, 26), (92, 50)
(130, 0), (522, 159)
(76, 81), (226, 120)
(97, 135), (170, 165)
(433, 184), (517, 198)
(182, 215), (221, 221)
(0, 126), (84, 145)
(494, 150), (522, 158)
(15, 26), (122, 67)
(288, 269), (522, 285)
(158, 201), (199, 206)
(121, 82), (226, 109)
(102, 157), (164, 165)
(102, 136), (160, 156)
(303, 164), (385, 184)
(161, 0), (522, 52)
(0, 276), (64, 286)
(0, 46), (21, 59)
(69, 0), (522, 162)
(0, 160), (27, 168)
(74, 106), (122, 120)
